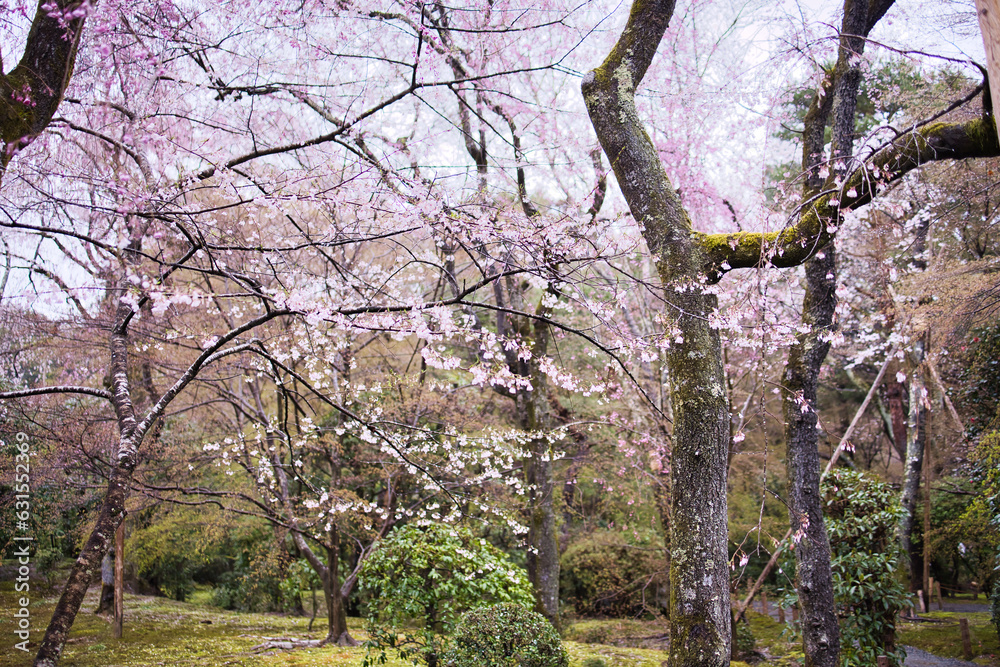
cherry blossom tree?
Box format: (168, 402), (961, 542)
(582, 0), (998, 663)
(2, 1), (999, 666)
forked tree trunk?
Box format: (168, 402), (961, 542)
(323, 529), (354, 645)
(583, 3), (732, 662)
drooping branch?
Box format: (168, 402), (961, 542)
(700, 116), (1000, 279)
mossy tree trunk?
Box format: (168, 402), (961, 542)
(583, 2), (731, 662)
(0, 0), (87, 181)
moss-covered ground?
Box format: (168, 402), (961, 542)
(2, 578), (997, 667)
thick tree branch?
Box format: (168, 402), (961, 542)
(0, 0), (87, 172)
(701, 116), (1000, 279)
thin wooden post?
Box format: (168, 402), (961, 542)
(761, 590), (768, 617)
(114, 522), (124, 639)
(929, 576), (936, 609)
(976, 0), (1000, 146)
(917, 589), (926, 614)
(791, 605), (799, 626)
(959, 617), (973, 660)
(778, 606), (786, 624)
(936, 581), (943, 611)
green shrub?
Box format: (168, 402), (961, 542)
(359, 522), (534, 667)
(559, 531), (667, 617)
(824, 470), (910, 667)
(444, 603), (568, 667)
(733, 619), (756, 659)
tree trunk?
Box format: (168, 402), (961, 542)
(322, 528), (355, 645)
(782, 249), (840, 667)
(35, 462), (133, 666)
(781, 2), (896, 665)
(525, 429), (560, 626)
(900, 340), (927, 592)
(583, 3), (731, 662)
(521, 354), (560, 627)
(886, 377), (908, 461)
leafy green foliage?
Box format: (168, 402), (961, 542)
(824, 470), (911, 667)
(358, 522), (533, 667)
(559, 531), (666, 617)
(969, 426), (1000, 643)
(444, 603), (567, 667)
(954, 325), (1000, 437)
(733, 619), (756, 660)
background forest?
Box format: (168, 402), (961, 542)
(1, 0), (999, 666)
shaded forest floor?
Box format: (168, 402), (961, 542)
(1, 577), (997, 667)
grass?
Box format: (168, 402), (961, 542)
(898, 611), (1000, 664)
(2, 579), (998, 667)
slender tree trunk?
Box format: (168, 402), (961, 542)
(886, 377), (908, 461)
(782, 249), (840, 667)
(781, 2), (896, 665)
(323, 528), (354, 645)
(521, 347), (560, 627)
(900, 340), (927, 592)
(35, 462), (133, 666)
(525, 427), (560, 626)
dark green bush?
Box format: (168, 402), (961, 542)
(825, 470), (910, 667)
(445, 603), (568, 667)
(559, 532), (667, 617)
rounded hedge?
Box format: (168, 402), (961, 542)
(445, 603), (568, 667)
(559, 531), (667, 617)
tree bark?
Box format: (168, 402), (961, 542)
(584, 3), (731, 662)
(900, 339), (927, 592)
(783, 250), (840, 667)
(323, 528), (355, 646)
(782, 2), (895, 665)
(0, 0), (87, 177)
(35, 460), (134, 666)
(975, 0), (1000, 145)
(521, 319), (560, 627)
